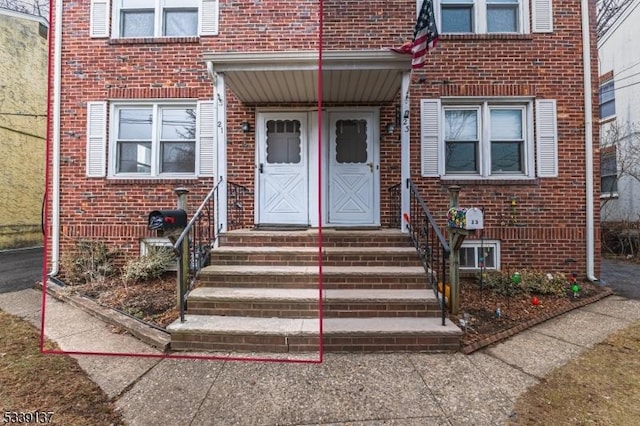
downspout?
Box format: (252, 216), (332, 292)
(581, 0), (598, 282)
(47, 0), (62, 276)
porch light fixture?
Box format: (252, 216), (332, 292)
(241, 121), (251, 133)
(386, 123), (395, 134)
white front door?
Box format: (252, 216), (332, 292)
(327, 111), (379, 225)
(257, 112), (309, 225)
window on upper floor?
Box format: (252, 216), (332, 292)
(421, 98), (557, 179)
(601, 147), (618, 197)
(116, 0), (197, 37)
(599, 79), (616, 120)
(429, 0), (554, 35)
(89, 0), (219, 38)
(439, 0), (523, 34)
(85, 100), (216, 179)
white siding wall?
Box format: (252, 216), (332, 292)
(598, 1), (640, 222)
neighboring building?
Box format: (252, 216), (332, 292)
(0, 8), (48, 250)
(46, 0), (601, 313)
(598, 0), (640, 224)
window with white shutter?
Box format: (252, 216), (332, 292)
(197, 100), (216, 177)
(109, 0), (219, 38)
(421, 98), (541, 179)
(421, 99), (441, 177)
(532, 0), (553, 33)
(86, 102), (108, 177)
(90, 0), (110, 38)
(535, 99), (558, 177)
(433, 0), (529, 34)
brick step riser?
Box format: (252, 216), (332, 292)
(170, 333), (458, 353)
(219, 237), (414, 248)
(197, 275), (428, 289)
(186, 301), (443, 318)
(209, 254), (422, 267)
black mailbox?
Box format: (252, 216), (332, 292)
(148, 209), (188, 231)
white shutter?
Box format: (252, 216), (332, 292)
(532, 0), (553, 33)
(90, 0), (110, 38)
(536, 99), (558, 177)
(421, 99), (441, 177)
(198, 100), (216, 177)
(200, 0), (219, 36)
(86, 102), (107, 177)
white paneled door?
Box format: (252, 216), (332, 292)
(257, 112), (309, 225)
(327, 112), (378, 225)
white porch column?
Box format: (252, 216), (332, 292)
(215, 72), (228, 236)
(400, 71), (411, 233)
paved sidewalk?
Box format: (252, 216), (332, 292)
(1, 287), (639, 425)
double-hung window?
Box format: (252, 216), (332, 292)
(599, 80), (616, 120)
(600, 148), (618, 197)
(113, 103), (196, 176)
(117, 0), (198, 37)
(439, 0), (523, 34)
(443, 103), (528, 177)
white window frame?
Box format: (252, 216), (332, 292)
(109, 101), (198, 179)
(111, 0), (219, 38)
(140, 237), (177, 270)
(434, 0), (529, 34)
(440, 100), (534, 179)
(600, 147), (618, 198)
(459, 239), (501, 270)
(599, 79), (616, 121)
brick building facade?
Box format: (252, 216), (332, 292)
(46, 0), (601, 280)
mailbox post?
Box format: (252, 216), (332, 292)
(147, 188), (190, 311)
(446, 186), (484, 315)
(175, 188), (190, 308)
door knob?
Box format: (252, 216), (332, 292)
(367, 162), (374, 173)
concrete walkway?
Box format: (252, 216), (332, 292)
(1, 285), (639, 425)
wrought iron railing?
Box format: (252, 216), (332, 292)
(387, 182), (402, 228)
(227, 181), (253, 230)
(172, 177), (223, 322)
(406, 179), (451, 326)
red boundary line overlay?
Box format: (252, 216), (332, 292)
(40, 0), (326, 364)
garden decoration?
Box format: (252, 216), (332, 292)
(494, 307), (502, 318)
(511, 272), (521, 285)
(532, 296), (541, 306)
(572, 283), (581, 298)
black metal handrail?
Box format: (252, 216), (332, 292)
(227, 181), (253, 230)
(173, 177), (223, 322)
(387, 182), (402, 228)
(406, 179), (451, 326)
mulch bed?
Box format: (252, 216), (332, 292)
(451, 279), (613, 353)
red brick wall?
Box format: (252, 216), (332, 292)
(47, 0), (600, 278)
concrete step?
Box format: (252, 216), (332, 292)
(168, 316), (461, 353)
(186, 288), (442, 318)
(219, 229), (414, 248)
(197, 265), (430, 290)
(209, 246), (422, 267)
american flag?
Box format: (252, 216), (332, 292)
(412, 0), (439, 68)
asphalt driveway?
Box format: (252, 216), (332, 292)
(0, 247), (43, 293)
(600, 257), (640, 299)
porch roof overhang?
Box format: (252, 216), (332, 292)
(204, 50), (412, 104)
